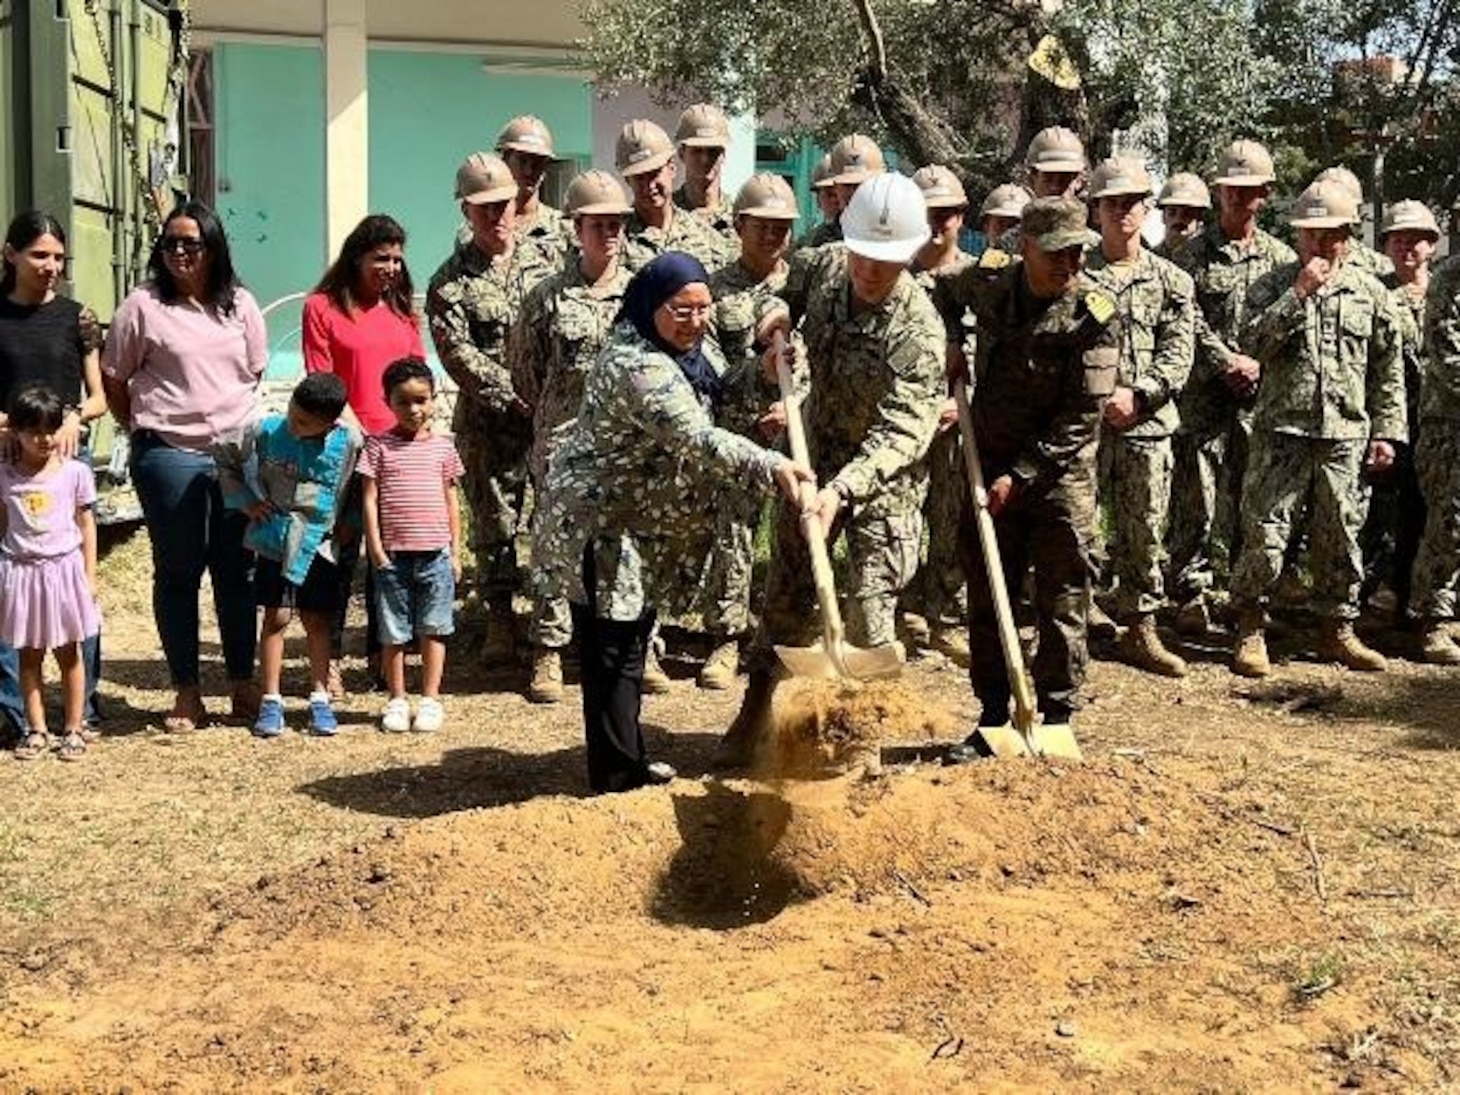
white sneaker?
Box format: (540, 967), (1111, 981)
(412, 697), (444, 733)
(380, 697), (411, 733)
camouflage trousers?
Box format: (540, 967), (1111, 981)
(1231, 433), (1368, 619)
(959, 466), (1096, 721)
(1096, 429), (1173, 618)
(904, 426), (968, 627)
(749, 486), (924, 665)
(454, 404), (531, 611)
(526, 465), (573, 650)
(698, 494), (761, 641)
(1408, 420), (1460, 620)
(1166, 414), (1251, 604)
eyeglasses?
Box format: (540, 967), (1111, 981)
(661, 302), (713, 323)
(160, 236), (206, 256)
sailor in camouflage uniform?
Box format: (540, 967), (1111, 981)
(672, 104), (737, 244)
(616, 120), (736, 274)
(902, 164), (976, 665)
(496, 115), (571, 266)
(723, 173), (946, 763)
(426, 152), (559, 664)
(1167, 140), (1295, 634)
(797, 153), (841, 250)
(1313, 166), (1394, 279)
(977, 183), (1030, 255)
(1229, 179), (1407, 677)
(1154, 173), (1210, 260)
(1084, 156), (1196, 677)
(696, 174), (804, 692)
(509, 171), (635, 704)
(937, 198), (1120, 757)
(797, 135), (885, 252)
(993, 127), (1087, 253)
(532, 252), (812, 793)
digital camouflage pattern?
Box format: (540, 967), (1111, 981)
(673, 185), (737, 243)
(509, 260), (632, 648)
(621, 207), (737, 274)
(1421, 255), (1460, 424)
(1409, 421), (1460, 619)
(796, 220), (842, 252)
(755, 244), (946, 651)
(532, 325), (786, 621)
(426, 238), (560, 605)
(516, 204), (572, 267)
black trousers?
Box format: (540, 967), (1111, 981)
(572, 542), (655, 793)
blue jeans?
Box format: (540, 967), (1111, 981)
(374, 548), (455, 646)
(130, 431), (256, 687)
(0, 632), (102, 735)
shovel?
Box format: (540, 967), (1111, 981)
(953, 376), (1083, 761)
(769, 332), (904, 683)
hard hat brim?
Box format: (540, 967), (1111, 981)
(736, 204), (800, 220)
(678, 136), (729, 148)
(1157, 196), (1212, 209)
(832, 167), (878, 186)
(922, 195), (968, 210)
(1030, 158), (1087, 174)
(572, 200), (633, 217)
(1214, 173), (1274, 187)
(811, 178), (836, 190)
(1289, 214), (1356, 229)
(620, 150), (674, 177)
(1091, 184), (1153, 200)
(460, 184), (519, 204)
(981, 205), (1025, 219)
(844, 227), (931, 264)
(1381, 224), (1439, 240)
(499, 140), (558, 159)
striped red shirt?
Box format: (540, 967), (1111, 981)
(359, 427), (464, 552)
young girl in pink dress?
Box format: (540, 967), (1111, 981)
(0, 385), (100, 760)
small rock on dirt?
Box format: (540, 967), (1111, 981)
(1056, 1020), (1077, 1038)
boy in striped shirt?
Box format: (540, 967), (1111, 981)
(361, 358), (465, 732)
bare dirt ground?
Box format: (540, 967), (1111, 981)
(2, 532), (1460, 1091)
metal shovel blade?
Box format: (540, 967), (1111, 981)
(973, 723), (1032, 759)
(773, 639), (905, 682)
(1031, 723), (1084, 761)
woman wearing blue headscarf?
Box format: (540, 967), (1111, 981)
(533, 252), (813, 793)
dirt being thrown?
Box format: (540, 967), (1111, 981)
(760, 679), (956, 776)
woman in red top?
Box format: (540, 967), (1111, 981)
(303, 214), (425, 689)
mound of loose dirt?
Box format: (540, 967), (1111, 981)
(760, 679), (957, 775)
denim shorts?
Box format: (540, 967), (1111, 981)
(374, 548), (455, 646)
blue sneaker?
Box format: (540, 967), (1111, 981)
(308, 693), (339, 737)
(253, 695), (286, 738)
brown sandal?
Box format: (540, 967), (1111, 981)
(14, 731), (48, 760)
(56, 731), (87, 762)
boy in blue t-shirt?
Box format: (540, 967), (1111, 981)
(214, 373), (363, 737)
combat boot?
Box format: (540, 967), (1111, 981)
(1316, 619), (1387, 672)
(1419, 619), (1460, 666)
(929, 625), (971, 667)
(1118, 614), (1189, 677)
(1231, 609), (1271, 678)
(642, 637), (673, 694)
(712, 668), (781, 770)
(697, 640), (741, 690)
(527, 647), (564, 704)
(481, 606), (516, 665)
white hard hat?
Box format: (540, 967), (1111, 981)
(841, 172), (931, 263)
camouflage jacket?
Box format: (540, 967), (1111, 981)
(1383, 275), (1425, 430)
(780, 244), (945, 512)
(1421, 258), (1460, 423)
(533, 325), (786, 619)
(1349, 238), (1395, 279)
(796, 221), (842, 252)
(673, 185), (737, 243)
(1083, 247), (1196, 438)
(425, 238), (557, 419)
(1172, 222), (1296, 433)
(508, 259), (631, 484)
(929, 248), (1019, 348)
(965, 264), (1121, 487)
(622, 206), (737, 274)
(912, 247), (976, 362)
(1242, 260), (1407, 443)
(515, 203), (572, 267)
(706, 259), (803, 437)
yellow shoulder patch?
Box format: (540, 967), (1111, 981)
(978, 248), (1010, 270)
(1084, 290), (1116, 325)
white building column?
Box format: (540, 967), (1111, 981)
(323, 0), (368, 258)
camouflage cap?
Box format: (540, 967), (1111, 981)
(1213, 140), (1275, 186)
(1381, 199), (1440, 240)
(911, 164), (968, 209)
(455, 152), (518, 204)
(1025, 126), (1087, 173)
(1314, 165), (1364, 203)
(565, 169), (632, 217)
(811, 153), (836, 189)
(675, 103), (731, 148)
(980, 183), (1033, 220)
(1088, 156), (1153, 200)
(733, 172), (800, 219)
(829, 134), (886, 184)
(495, 115), (556, 158)
(1157, 172), (1212, 209)
(616, 120), (675, 177)
(1021, 196), (1098, 251)
(1289, 179), (1360, 229)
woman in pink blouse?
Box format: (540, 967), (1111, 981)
(102, 202), (265, 731)
(302, 214), (424, 689)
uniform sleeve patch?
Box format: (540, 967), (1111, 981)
(1084, 291), (1116, 325)
(979, 249), (1010, 270)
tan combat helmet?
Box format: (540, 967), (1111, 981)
(1088, 156), (1154, 199)
(455, 152), (518, 204)
(911, 164), (968, 209)
(615, 120), (676, 177)
(1380, 199), (1440, 240)
(980, 183), (1033, 220)
(565, 170), (632, 217)
(1158, 173), (1212, 209)
(1213, 140), (1275, 187)
(1314, 165), (1365, 203)
(811, 153), (836, 190)
(496, 115), (557, 159)
(1025, 126), (1087, 173)
(829, 134), (886, 185)
(734, 173), (800, 219)
(675, 103), (731, 148)
(1289, 179), (1361, 228)
(1021, 196), (1099, 251)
